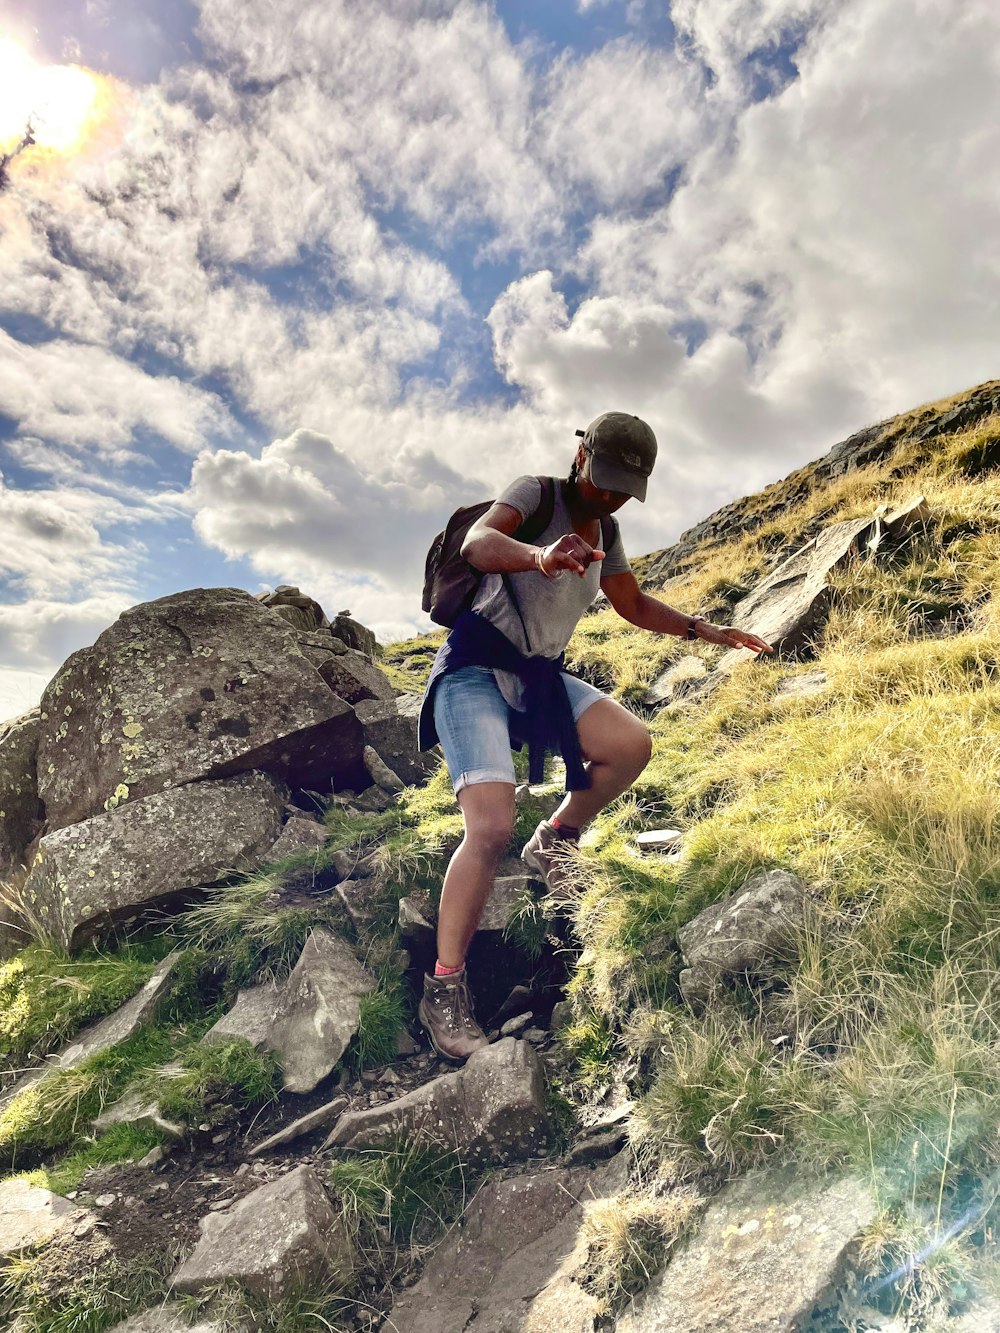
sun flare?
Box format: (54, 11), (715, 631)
(0, 37), (107, 157)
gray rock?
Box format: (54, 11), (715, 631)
(354, 697), (432, 787)
(354, 784), (393, 812)
(22, 771), (287, 952)
(634, 829), (683, 850)
(642, 656), (707, 706)
(335, 877), (380, 932)
(0, 1178), (84, 1258)
(324, 1037), (551, 1166)
(616, 1166), (877, 1333)
(267, 815), (328, 861)
(0, 707), (42, 881)
(775, 671), (828, 699)
(398, 895), (435, 944)
(500, 1012), (534, 1036)
(332, 611), (377, 659)
(36, 587), (367, 833)
(316, 650), (396, 706)
(514, 782), (563, 821)
(0, 952), (181, 1113)
(92, 1080), (186, 1140)
(249, 1096), (349, 1156)
(549, 1001), (572, 1034)
(363, 744), (405, 792)
(479, 874), (536, 932)
(257, 585), (330, 631)
(203, 927), (375, 1093)
(170, 1163), (353, 1301)
(380, 1153), (629, 1333)
(677, 869), (809, 1010)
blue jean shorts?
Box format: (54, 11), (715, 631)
(434, 665), (607, 794)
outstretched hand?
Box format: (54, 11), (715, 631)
(699, 623), (774, 654)
(539, 534), (606, 577)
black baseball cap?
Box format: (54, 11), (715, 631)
(575, 412), (657, 502)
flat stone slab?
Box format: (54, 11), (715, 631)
(0, 951), (181, 1114)
(249, 1096), (348, 1156)
(170, 1163), (353, 1302)
(380, 1153), (629, 1333)
(325, 1037), (550, 1167)
(0, 1178), (84, 1258)
(677, 868), (809, 1010)
(203, 927), (374, 1093)
(22, 771), (287, 952)
(110, 1311), (225, 1333)
(634, 829), (683, 850)
(616, 1166), (877, 1333)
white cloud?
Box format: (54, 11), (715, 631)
(0, 331), (235, 457)
(0, 469), (151, 598)
(538, 39), (708, 208)
(0, 592), (133, 683)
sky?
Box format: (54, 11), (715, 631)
(0, 0), (998, 722)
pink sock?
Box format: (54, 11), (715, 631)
(551, 816), (580, 839)
(434, 959), (465, 977)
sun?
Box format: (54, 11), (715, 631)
(0, 37), (104, 157)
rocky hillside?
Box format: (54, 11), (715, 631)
(1, 380), (999, 1333)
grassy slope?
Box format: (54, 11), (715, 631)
(3, 381), (1000, 1328)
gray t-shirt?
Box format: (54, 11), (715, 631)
(471, 475), (631, 711)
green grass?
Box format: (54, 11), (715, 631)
(327, 1136), (466, 1247)
(0, 1242), (183, 1333)
(0, 938), (175, 1072)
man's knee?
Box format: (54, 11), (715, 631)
(624, 720), (653, 774)
(459, 785), (515, 856)
(466, 812), (514, 856)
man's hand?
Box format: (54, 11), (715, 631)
(538, 534), (606, 577)
(697, 622), (774, 654)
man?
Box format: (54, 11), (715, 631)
(417, 413), (772, 1060)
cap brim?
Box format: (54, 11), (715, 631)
(589, 453), (648, 502)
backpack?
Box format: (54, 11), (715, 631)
(421, 476), (615, 629)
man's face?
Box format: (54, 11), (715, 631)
(576, 447), (633, 516)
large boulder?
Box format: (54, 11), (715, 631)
(22, 771), (287, 952)
(324, 1037), (551, 1166)
(202, 926), (375, 1093)
(677, 869), (810, 1011)
(615, 1166), (877, 1333)
(380, 1153), (630, 1333)
(0, 707), (42, 880)
(170, 1164), (353, 1301)
(36, 587), (367, 833)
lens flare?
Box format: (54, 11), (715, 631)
(0, 37), (107, 158)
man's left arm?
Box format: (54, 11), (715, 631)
(600, 571), (774, 655)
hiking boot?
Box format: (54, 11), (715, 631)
(521, 819), (580, 896)
(418, 969), (490, 1063)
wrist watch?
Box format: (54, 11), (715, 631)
(686, 617), (703, 640)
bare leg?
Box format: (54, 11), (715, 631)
(553, 699), (652, 831)
(436, 781), (515, 967)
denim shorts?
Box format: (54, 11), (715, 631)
(434, 665), (607, 794)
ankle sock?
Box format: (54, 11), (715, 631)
(434, 959), (465, 977)
(550, 816), (581, 840)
